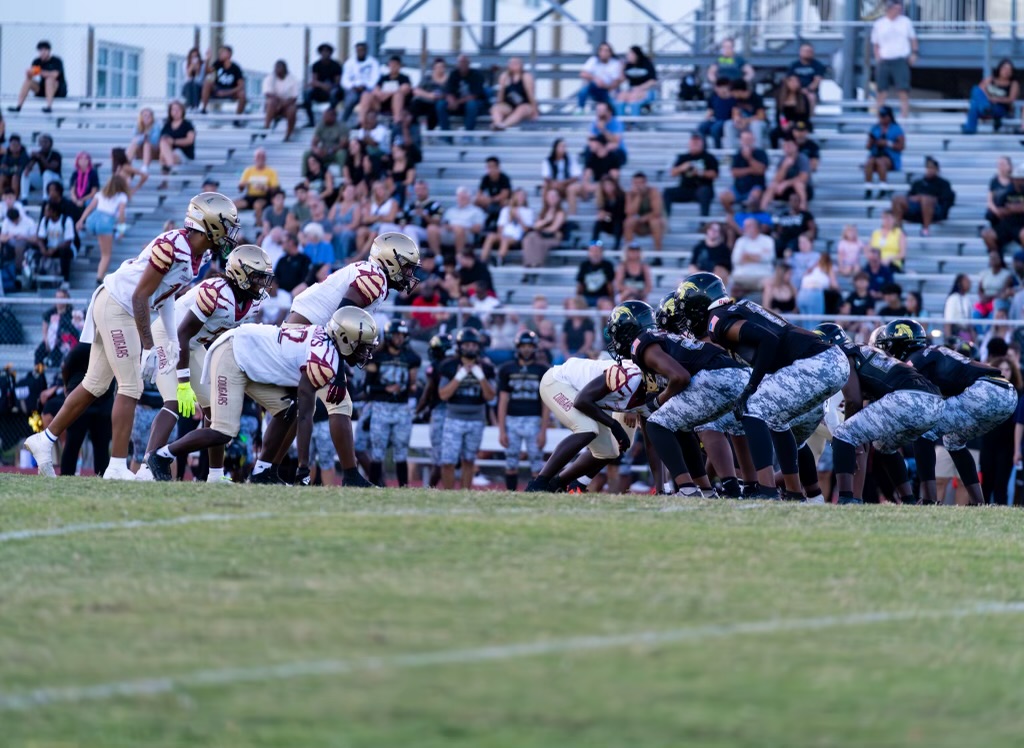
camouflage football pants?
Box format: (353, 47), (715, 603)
(441, 416), (486, 465)
(833, 390), (944, 454)
(649, 368), (750, 432)
(923, 378), (1018, 451)
(371, 401), (414, 462)
(355, 402), (372, 453)
(504, 415), (544, 473)
(746, 345), (850, 431)
(789, 404), (825, 448)
(429, 405), (446, 465)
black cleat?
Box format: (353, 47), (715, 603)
(782, 490), (805, 502)
(249, 468), (286, 485)
(743, 483), (781, 501)
(525, 476), (553, 493)
(838, 497), (864, 505)
(343, 470), (375, 488)
(564, 479), (588, 495)
(146, 453), (174, 482)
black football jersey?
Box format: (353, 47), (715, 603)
(631, 329), (745, 378)
(908, 346), (1001, 397)
(707, 299), (828, 372)
(365, 345), (422, 403)
(847, 344), (939, 400)
(497, 360), (548, 417)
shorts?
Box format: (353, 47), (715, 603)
(206, 337), (294, 438)
(649, 368), (749, 433)
(504, 415), (544, 473)
(440, 227), (478, 247)
(155, 335), (210, 412)
(440, 416), (485, 465)
(429, 405), (446, 464)
(131, 129), (162, 149)
(833, 390), (944, 454)
(905, 201), (948, 223)
(82, 286), (144, 399)
(732, 186), (764, 203)
(370, 400), (414, 462)
(539, 370), (636, 460)
(85, 210), (117, 237)
(746, 346), (850, 431)
(924, 378), (1018, 452)
(877, 57), (911, 92)
(310, 419), (336, 470)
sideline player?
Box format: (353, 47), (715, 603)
(437, 327), (496, 490)
(415, 332), (451, 488)
(497, 330), (550, 491)
(365, 319), (421, 487)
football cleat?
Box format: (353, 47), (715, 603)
(145, 453), (173, 482)
(24, 432), (56, 478)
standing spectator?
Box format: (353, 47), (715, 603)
(410, 58), (448, 129)
(307, 106), (349, 170)
(302, 43), (342, 128)
(869, 210), (907, 271)
(719, 129), (767, 215)
(983, 162), (1024, 255)
(438, 54), (488, 134)
(791, 121), (820, 171)
(871, 0), (918, 119)
(944, 273), (974, 339)
(363, 55), (412, 122)
(622, 171), (666, 256)
(20, 133), (61, 201)
(769, 74), (812, 148)
(576, 241), (615, 306)
(591, 176), (625, 248)
(561, 296), (596, 360)
(582, 102), (627, 184)
(521, 189), (566, 267)
(760, 135), (812, 211)
(698, 78), (735, 148)
(890, 156), (956, 237)
(986, 156), (1013, 228)
(962, 60), (1018, 134)
(862, 246), (895, 301)
(430, 186), (486, 260)
(126, 109), (161, 171)
(274, 232), (311, 293)
(490, 57), (538, 130)
(29, 201), (74, 283)
(1, 136), (30, 197)
(724, 80), (767, 149)
(863, 106), (904, 193)
(76, 175), (129, 284)
(543, 138), (580, 207)
(614, 242), (652, 300)
(475, 156), (512, 233)
(438, 328), (496, 490)
(761, 260), (798, 315)
(110, 147), (147, 196)
(663, 132), (718, 217)
(577, 42), (623, 111)
(158, 101), (196, 175)
(481, 188), (533, 265)
(731, 217), (776, 289)
(396, 179), (442, 248)
(787, 42), (826, 110)
(67, 152), (99, 220)
(341, 42), (381, 123)
(688, 221), (731, 283)
(772, 192), (816, 258)
(200, 45), (247, 121)
(706, 38), (754, 84)
(615, 46), (658, 117)
(837, 224), (865, 276)
(263, 60), (300, 142)
(180, 48), (205, 110)
(9, 41), (66, 114)
(980, 356), (1021, 505)
(235, 148), (279, 225)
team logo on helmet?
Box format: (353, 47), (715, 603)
(895, 323), (914, 338)
(678, 280), (699, 294)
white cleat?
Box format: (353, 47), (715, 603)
(802, 495), (826, 505)
(102, 461), (137, 481)
(206, 474), (233, 484)
(25, 433), (57, 477)
(134, 463), (155, 482)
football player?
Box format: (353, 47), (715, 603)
(147, 307), (378, 484)
(497, 330), (550, 491)
(25, 192), (240, 480)
(415, 332), (451, 488)
(365, 319), (422, 487)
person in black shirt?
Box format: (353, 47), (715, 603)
(200, 45), (247, 117)
(720, 130), (768, 215)
(365, 319), (422, 487)
(475, 156), (511, 232)
(772, 192), (816, 257)
(724, 80), (767, 149)
(490, 57), (538, 130)
(891, 157), (956, 237)
(1, 136), (30, 196)
(10, 40), (66, 113)
(302, 43), (342, 127)
(615, 46), (658, 117)
(497, 331), (550, 490)
(664, 133), (719, 217)
(688, 221), (731, 277)
(456, 248), (492, 293)
(982, 165), (1024, 254)
(274, 232), (312, 292)
(576, 241), (615, 306)
(159, 101), (197, 174)
(787, 43), (826, 109)
(877, 319), (1019, 505)
(363, 55), (412, 122)
(20, 133), (61, 201)
(438, 54), (488, 133)
(876, 282), (910, 318)
(54, 342), (114, 476)
(791, 122), (820, 171)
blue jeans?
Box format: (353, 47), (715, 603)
(963, 85), (1010, 133)
(435, 97), (481, 131)
(796, 287), (824, 330)
(615, 89), (657, 117)
(697, 120), (726, 148)
(577, 82), (612, 109)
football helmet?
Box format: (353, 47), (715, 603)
(428, 332), (452, 362)
(515, 329), (538, 360)
(184, 192), (241, 258)
(224, 244), (273, 300)
(369, 231), (422, 293)
(875, 318), (928, 360)
(655, 292), (686, 335)
(603, 300), (656, 362)
(675, 272), (731, 338)
(384, 319), (409, 347)
(326, 307), (379, 368)
(813, 322), (852, 349)
(455, 327), (483, 360)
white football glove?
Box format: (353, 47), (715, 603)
(140, 348), (161, 383)
(159, 341), (179, 375)
(470, 365), (485, 380)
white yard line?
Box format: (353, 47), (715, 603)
(2, 601), (1022, 712)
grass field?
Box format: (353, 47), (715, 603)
(3, 475), (1024, 747)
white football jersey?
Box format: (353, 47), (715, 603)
(552, 358), (652, 413)
(105, 229), (199, 317)
(290, 260), (389, 326)
(210, 323), (338, 389)
(177, 277), (262, 347)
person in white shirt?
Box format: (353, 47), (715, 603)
(263, 59), (300, 142)
(350, 109), (391, 156)
(429, 186), (486, 257)
(730, 217), (776, 289)
(577, 42), (623, 111)
(341, 41), (380, 122)
(76, 174), (130, 284)
(871, 0), (918, 119)
(31, 201), (75, 282)
(481, 188), (534, 264)
(0, 203), (36, 274)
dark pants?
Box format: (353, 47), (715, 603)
(410, 97), (441, 129)
(302, 86), (341, 124)
(698, 120), (726, 148)
(592, 218), (623, 249)
(436, 98), (482, 131)
(61, 408), (112, 476)
(182, 81), (202, 110)
(981, 418), (1015, 504)
(663, 184), (713, 217)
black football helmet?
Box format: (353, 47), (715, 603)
(455, 327), (483, 360)
(384, 319), (409, 347)
(676, 272), (731, 337)
(515, 329), (539, 360)
(875, 318), (928, 360)
(813, 322), (852, 349)
(655, 292), (687, 335)
(604, 300), (656, 362)
(428, 332), (451, 362)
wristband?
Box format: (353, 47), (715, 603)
(176, 368), (191, 380)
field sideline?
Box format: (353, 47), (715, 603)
(3, 476), (1024, 747)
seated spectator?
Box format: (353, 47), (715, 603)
(0, 111), (5, 155)
(382, 142), (414, 206)
(235, 148), (279, 224)
(357, 179), (399, 250)
(274, 232), (311, 293)
(29, 201), (75, 283)
(719, 130), (767, 215)
(791, 121), (820, 172)
(36, 288), (81, 368)
(772, 192), (816, 258)
(200, 45), (246, 120)
(706, 38), (754, 85)
(306, 106), (349, 171)
(689, 221), (731, 284)
(343, 139), (371, 199)
(389, 108), (422, 164)
(481, 188), (533, 265)
(864, 106), (904, 193)
(797, 251), (839, 325)
(983, 162), (1024, 255)
(789, 233), (820, 290)
(259, 277), (292, 325)
(837, 224), (865, 276)
(623, 171), (666, 256)
(67, 152), (99, 220)
(20, 133), (61, 202)
(577, 42), (623, 111)
(1, 203), (35, 282)
(9, 40), (66, 114)
(286, 183), (312, 233)
(986, 156), (1013, 228)
(891, 156), (955, 237)
(697, 78), (735, 149)
(438, 54), (488, 134)
(869, 209), (906, 270)
(181, 48), (205, 110)
(976, 249), (1014, 324)
(429, 186), (485, 261)
(591, 176), (625, 249)
(562, 296), (596, 359)
(583, 102), (627, 184)
(787, 42), (826, 110)
(300, 223), (334, 267)
(576, 241), (616, 306)
(543, 138), (581, 209)
(363, 55), (412, 122)
(615, 46), (658, 117)
(731, 217), (776, 290)
(475, 156), (512, 233)
(302, 43), (342, 128)
(325, 184), (361, 261)
(394, 179), (442, 248)
(341, 42), (380, 122)
(490, 57), (538, 130)
(862, 246), (895, 301)
(962, 59), (1019, 134)
(905, 290), (926, 320)
(522, 189), (566, 268)
(126, 108), (160, 171)
(263, 60), (300, 142)
(761, 260), (798, 315)
(724, 80), (767, 149)
(614, 242), (652, 301)
(663, 132), (718, 217)
(410, 58), (448, 130)
(351, 109), (391, 163)
(455, 248), (493, 296)
(1, 135), (30, 196)
(944, 273), (974, 338)
(303, 153), (336, 206)
(770, 74), (812, 148)
(296, 262), (332, 298)
(876, 282), (910, 318)
(260, 190), (290, 244)
(842, 271), (875, 340)
(760, 135), (812, 211)
(77, 174), (129, 284)
(158, 101), (196, 175)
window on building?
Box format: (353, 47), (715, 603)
(96, 43), (141, 104)
(167, 55), (185, 100)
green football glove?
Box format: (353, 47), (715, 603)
(177, 382), (198, 418)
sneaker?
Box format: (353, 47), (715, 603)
(7, 105), (21, 113)
(471, 473), (491, 487)
(249, 468), (286, 485)
(207, 474), (234, 484)
(24, 432), (56, 477)
(525, 476), (552, 493)
(802, 495), (826, 505)
(135, 463), (155, 482)
(673, 485), (705, 498)
(145, 453), (173, 482)
(104, 461), (139, 481)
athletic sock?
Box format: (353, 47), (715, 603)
(156, 446), (173, 459)
(43, 428), (58, 443)
(207, 467), (225, 481)
(396, 462), (409, 487)
(252, 460), (273, 476)
(369, 461), (383, 486)
(505, 473), (518, 491)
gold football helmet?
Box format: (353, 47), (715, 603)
(326, 307), (379, 368)
(224, 244), (274, 300)
(184, 192), (241, 257)
(369, 231), (422, 293)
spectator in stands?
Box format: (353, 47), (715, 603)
(181, 48), (205, 110)
(891, 156), (955, 237)
(77, 174), (129, 284)
(235, 148), (279, 225)
(303, 154), (336, 206)
(67, 152), (99, 220)
(698, 78), (735, 149)
(302, 43), (342, 128)
(614, 242), (652, 301)
(863, 246), (895, 300)
(455, 248), (493, 296)
(876, 282), (910, 319)
(341, 42), (381, 123)
(286, 183), (312, 233)
(583, 102), (627, 185)
(438, 54), (488, 136)
(770, 74), (812, 148)
(362, 55), (412, 122)
(562, 296), (596, 359)
(720, 129), (767, 216)
(577, 42), (623, 111)
(385, 142), (415, 206)
(788, 232), (819, 289)
(724, 80), (767, 149)
(325, 184), (361, 261)
(842, 271), (875, 340)
(869, 209), (906, 271)
(761, 260), (798, 315)
(791, 121), (820, 172)
(731, 217), (776, 290)
(36, 288), (81, 369)
(390, 108), (422, 163)
(760, 135), (812, 211)
(257, 277), (291, 326)
(615, 46), (658, 117)
(986, 156), (1013, 228)
(576, 241), (615, 306)
(905, 289), (926, 320)
(126, 108), (160, 171)
(962, 59), (1018, 134)
(490, 57), (538, 130)
(351, 109), (391, 163)
(837, 224), (865, 276)
(410, 58), (448, 130)
(29, 201), (74, 283)
(158, 101), (196, 176)
(343, 139), (371, 199)
(431, 186), (485, 261)
(664, 132), (718, 217)
(274, 232), (310, 293)
(788, 42), (826, 110)
(543, 138), (580, 209)
(110, 147), (147, 196)
(591, 175), (625, 248)
(976, 249), (1014, 324)
(623, 171), (665, 257)
(983, 162), (1024, 255)
(689, 221), (731, 284)
(263, 60), (300, 142)
(260, 190), (290, 245)
(9, 41), (66, 114)
(358, 179), (399, 249)
(863, 106), (904, 194)
(307, 106), (348, 171)
(300, 222), (334, 267)
(706, 38), (753, 84)
(481, 188), (533, 265)
(797, 250), (839, 325)
(20, 133), (61, 201)
(522, 189), (566, 267)
(772, 192), (816, 258)
(200, 45), (247, 121)
(871, 0), (918, 119)
(1, 202), (34, 281)
(475, 156), (512, 233)
(395, 179), (441, 248)
(945, 273), (974, 337)
(1, 135), (29, 197)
